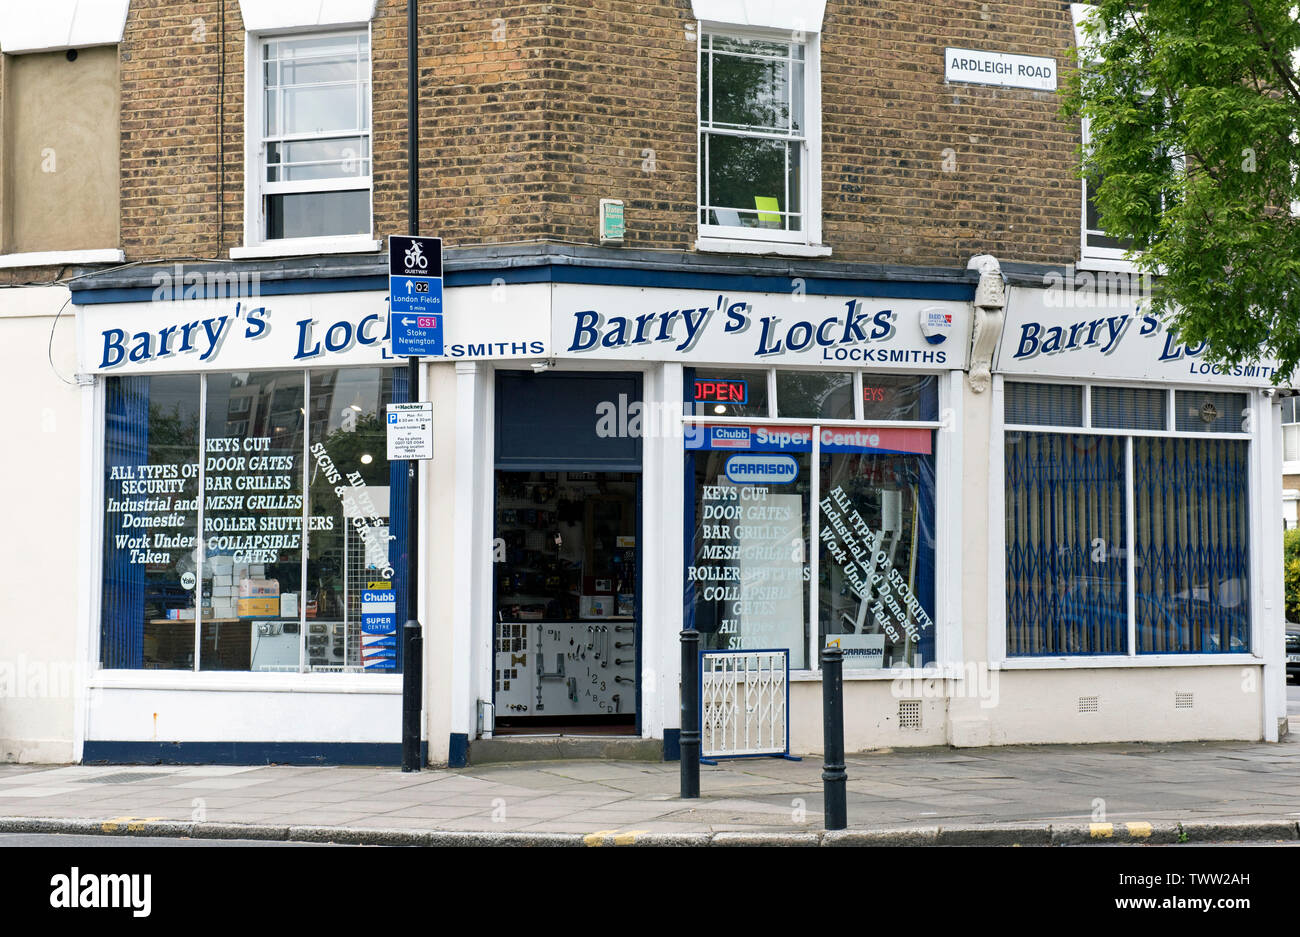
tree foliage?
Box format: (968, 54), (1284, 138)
(1061, 1), (1300, 380)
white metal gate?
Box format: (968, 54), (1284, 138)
(700, 649), (790, 759)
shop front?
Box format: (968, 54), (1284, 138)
(66, 259), (1289, 765)
(977, 283), (1288, 745)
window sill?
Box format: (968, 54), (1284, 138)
(1076, 255), (1140, 273)
(89, 669), (402, 694)
(696, 237), (832, 259)
(0, 249), (124, 269)
(996, 654), (1261, 670)
(230, 236), (382, 260)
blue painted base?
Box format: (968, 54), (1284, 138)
(663, 728), (681, 762)
(82, 740), (429, 767)
(448, 733), (469, 768)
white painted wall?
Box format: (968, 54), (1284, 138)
(787, 665), (1262, 755)
(0, 287), (81, 762)
(87, 682), (399, 743)
(424, 361), (458, 764)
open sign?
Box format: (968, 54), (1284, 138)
(693, 378), (748, 404)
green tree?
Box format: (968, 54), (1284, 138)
(1286, 528), (1300, 621)
(1062, 1), (1300, 379)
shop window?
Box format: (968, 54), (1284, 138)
(102, 375), (201, 670)
(683, 367), (941, 672)
(697, 29), (820, 247)
(1003, 382), (1251, 656)
(684, 368), (769, 418)
(818, 436), (936, 669)
(245, 31), (372, 248)
(100, 367), (408, 673)
(775, 370), (853, 420)
(861, 374), (939, 423)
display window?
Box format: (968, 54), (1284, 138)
(1003, 381), (1251, 656)
(683, 368), (940, 672)
(100, 366), (409, 673)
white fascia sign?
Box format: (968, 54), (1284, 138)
(548, 284), (971, 370)
(995, 285), (1284, 386)
(945, 47), (1057, 92)
(75, 282), (554, 374)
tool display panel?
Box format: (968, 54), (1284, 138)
(493, 470), (637, 719)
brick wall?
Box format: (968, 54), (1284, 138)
(0, 0), (1088, 282)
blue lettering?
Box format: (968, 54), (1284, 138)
(1015, 322), (1041, 358)
(569, 311), (601, 352)
(100, 329), (127, 368)
(294, 318), (322, 360)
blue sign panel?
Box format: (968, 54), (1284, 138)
(388, 235), (444, 357)
(360, 582), (398, 670)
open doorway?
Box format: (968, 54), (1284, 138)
(491, 371), (642, 735)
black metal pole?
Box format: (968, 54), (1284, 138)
(679, 629), (700, 798)
(821, 646), (847, 830)
(401, 0), (423, 773)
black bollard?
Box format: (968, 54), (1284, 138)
(402, 619), (423, 771)
(821, 645), (847, 830)
(679, 629), (700, 798)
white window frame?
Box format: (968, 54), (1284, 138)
(991, 376), (1263, 668)
(695, 23), (827, 257)
(234, 26), (380, 259)
(679, 365), (959, 680)
(1079, 116), (1135, 266)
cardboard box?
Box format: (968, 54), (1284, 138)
(238, 596), (280, 619)
(239, 578), (280, 598)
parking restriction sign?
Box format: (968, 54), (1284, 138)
(386, 402), (434, 461)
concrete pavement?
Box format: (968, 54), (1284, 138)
(2, 737), (1300, 845)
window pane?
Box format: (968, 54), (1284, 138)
(776, 371), (854, 419)
(818, 436), (936, 669)
(1004, 382), (1083, 426)
(201, 372), (305, 672)
(861, 374), (939, 422)
(267, 190), (369, 240)
(306, 368), (409, 672)
(708, 45), (797, 133)
(684, 367), (769, 418)
(1133, 438), (1250, 653)
(281, 83), (363, 135)
(1174, 390), (1247, 433)
(279, 51), (358, 87)
(1090, 386), (1166, 431)
(687, 431), (812, 669)
(1005, 433), (1128, 655)
(268, 137), (369, 182)
(1286, 424), (1300, 463)
(704, 134), (800, 230)
(101, 375), (201, 670)
(1085, 176), (1134, 251)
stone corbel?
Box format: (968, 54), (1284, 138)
(967, 254), (1006, 393)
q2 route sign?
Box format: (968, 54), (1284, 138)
(386, 402), (434, 461)
(389, 235), (444, 356)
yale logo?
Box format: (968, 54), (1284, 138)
(49, 867), (152, 918)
